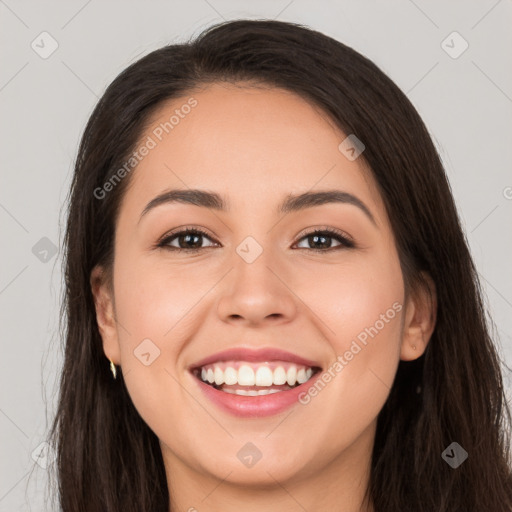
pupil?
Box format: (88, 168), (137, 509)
(182, 233), (201, 248)
(310, 234), (330, 249)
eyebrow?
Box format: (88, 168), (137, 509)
(139, 188), (377, 227)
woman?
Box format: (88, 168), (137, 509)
(48, 19), (512, 511)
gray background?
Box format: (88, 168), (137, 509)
(1, 1), (511, 510)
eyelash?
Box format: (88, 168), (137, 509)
(155, 225), (356, 253)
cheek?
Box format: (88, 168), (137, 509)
(296, 249), (404, 432)
(327, 253), (404, 372)
(113, 250), (206, 339)
(110, 251), (197, 394)
(110, 256), (203, 439)
(298, 246), (404, 347)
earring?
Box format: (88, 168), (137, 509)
(109, 358), (117, 379)
(412, 344), (417, 351)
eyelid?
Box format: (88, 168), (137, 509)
(294, 225), (355, 245)
(156, 225), (219, 247)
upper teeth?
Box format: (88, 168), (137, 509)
(198, 362), (314, 387)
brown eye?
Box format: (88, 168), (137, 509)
(158, 228), (218, 251)
(294, 229), (355, 251)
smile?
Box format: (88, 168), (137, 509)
(188, 347), (323, 417)
(192, 361), (320, 395)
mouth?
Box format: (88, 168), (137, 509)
(188, 347), (323, 416)
(191, 361), (323, 396)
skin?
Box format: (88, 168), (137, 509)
(91, 82), (437, 512)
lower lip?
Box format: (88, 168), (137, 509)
(191, 371), (322, 417)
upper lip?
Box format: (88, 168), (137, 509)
(189, 347), (322, 370)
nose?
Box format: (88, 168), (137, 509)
(216, 244), (298, 327)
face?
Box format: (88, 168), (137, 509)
(92, 82), (432, 494)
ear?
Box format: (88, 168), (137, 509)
(400, 271), (437, 361)
(90, 265), (121, 364)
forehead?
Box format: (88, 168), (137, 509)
(120, 82), (387, 226)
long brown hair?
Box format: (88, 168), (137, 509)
(47, 19), (512, 511)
